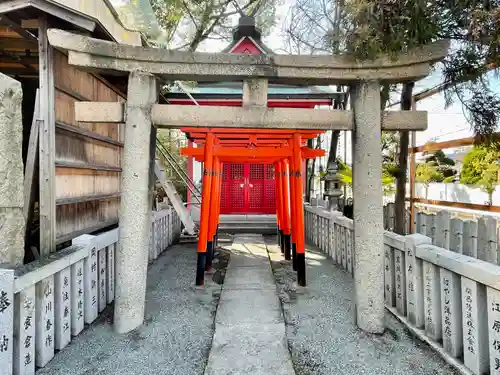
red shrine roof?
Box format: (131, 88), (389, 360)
(181, 128), (326, 163)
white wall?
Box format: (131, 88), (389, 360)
(314, 182), (500, 208)
(193, 159), (202, 186)
(413, 182), (500, 205)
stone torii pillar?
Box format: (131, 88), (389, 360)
(114, 71), (158, 334)
(351, 81), (384, 333)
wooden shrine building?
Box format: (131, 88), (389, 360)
(0, 0), (157, 261)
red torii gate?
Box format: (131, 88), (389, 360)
(181, 127), (325, 287)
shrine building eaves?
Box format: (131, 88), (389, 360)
(0, 0), (145, 46)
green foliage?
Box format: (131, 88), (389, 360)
(341, 0), (439, 60)
(478, 165), (499, 205)
(343, 0), (500, 140)
(113, 0), (163, 38)
(286, 0), (500, 140)
(415, 163), (444, 186)
(423, 148), (456, 179)
(150, 0), (185, 43)
(381, 132), (399, 178)
(460, 146), (500, 185)
(338, 158), (395, 196)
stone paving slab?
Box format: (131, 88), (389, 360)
(204, 234), (295, 375)
(226, 251), (270, 267)
(216, 289), (283, 325)
(223, 266), (276, 290)
(206, 324), (294, 375)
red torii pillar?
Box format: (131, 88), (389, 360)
(275, 159), (292, 260)
(275, 161), (284, 253)
(196, 133), (215, 285)
(281, 158), (292, 261)
(206, 157), (221, 271)
(291, 133), (306, 285)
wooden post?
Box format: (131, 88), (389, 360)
(38, 17), (56, 255)
(149, 125), (157, 210)
(24, 90), (40, 255)
(343, 130), (347, 201)
(196, 133), (215, 285)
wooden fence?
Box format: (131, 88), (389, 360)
(0, 207), (180, 375)
(305, 204), (500, 375)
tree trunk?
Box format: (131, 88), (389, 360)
(394, 82), (415, 235)
(327, 131), (340, 166)
(380, 84), (390, 111)
(324, 86), (343, 199)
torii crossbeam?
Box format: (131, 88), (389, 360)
(181, 128), (325, 286)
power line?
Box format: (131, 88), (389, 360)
(425, 127), (471, 140)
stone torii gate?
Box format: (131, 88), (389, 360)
(47, 28), (449, 335)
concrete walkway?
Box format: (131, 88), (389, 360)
(204, 234), (295, 375)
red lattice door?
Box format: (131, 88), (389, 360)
(248, 164), (265, 213)
(264, 164), (276, 213)
(220, 163), (246, 214)
(220, 163), (276, 214)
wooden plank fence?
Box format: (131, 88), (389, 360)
(0, 207), (181, 375)
(305, 203), (500, 375)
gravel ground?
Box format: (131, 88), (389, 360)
(38, 243), (229, 375)
(265, 236), (460, 375)
(36, 235), (459, 375)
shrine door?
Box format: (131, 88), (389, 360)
(220, 163), (276, 214)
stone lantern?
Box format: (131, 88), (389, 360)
(322, 159), (343, 211)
